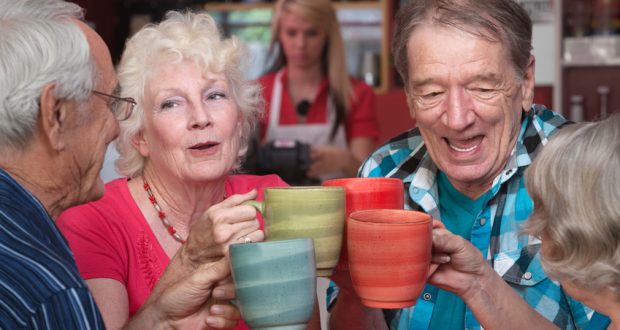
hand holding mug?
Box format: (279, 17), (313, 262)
(428, 227), (491, 298)
(182, 190), (265, 266)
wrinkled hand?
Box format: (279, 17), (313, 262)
(308, 145), (350, 178)
(428, 228), (490, 298)
(181, 189), (265, 267)
(130, 258), (241, 330)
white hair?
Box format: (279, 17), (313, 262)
(523, 115), (620, 301)
(115, 10), (263, 178)
(0, 0), (95, 151)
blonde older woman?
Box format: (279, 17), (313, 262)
(58, 11), (287, 330)
(430, 115), (620, 329)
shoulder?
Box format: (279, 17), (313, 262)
(350, 77), (373, 93)
(258, 72), (278, 88)
(528, 104), (570, 137)
(519, 105), (570, 158)
(0, 241), (98, 327)
(350, 77), (375, 98)
(360, 127), (426, 177)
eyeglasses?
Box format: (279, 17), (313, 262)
(92, 90), (136, 121)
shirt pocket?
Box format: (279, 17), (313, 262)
(493, 244), (547, 286)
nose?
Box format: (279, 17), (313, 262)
(294, 34), (306, 49)
(442, 88), (474, 131)
(189, 102), (212, 130)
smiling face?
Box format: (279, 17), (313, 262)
(135, 60), (242, 183)
(405, 23), (534, 198)
(278, 9), (327, 70)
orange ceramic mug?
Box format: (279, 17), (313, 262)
(322, 177), (404, 273)
(347, 209), (437, 309)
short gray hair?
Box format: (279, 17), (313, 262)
(0, 0), (95, 151)
(392, 0), (532, 89)
(115, 10), (262, 178)
(523, 115), (620, 301)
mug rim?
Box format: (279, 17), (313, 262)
(229, 237), (314, 252)
(265, 186), (344, 191)
(348, 209), (431, 224)
(323, 177), (403, 186)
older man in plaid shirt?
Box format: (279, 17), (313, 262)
(327, 0), (592, 329)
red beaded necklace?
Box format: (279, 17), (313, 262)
(143, 177), (186, 244)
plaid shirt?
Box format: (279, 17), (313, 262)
(327, 105), (592, 329)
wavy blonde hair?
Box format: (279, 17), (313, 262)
(523, 115), (620, 301)
(115, 10), (263, 178)
(268, 0), (353, 139)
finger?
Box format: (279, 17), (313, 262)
(232, 228), (265, 244)
(192, 259), (231, 289)
(432, 219), (445, 230)
(432, 229), (465, 254)
(431, 253), (451, 264)
(212, 282), (236, 301)
(206, 313), (241, 330)
(209, 203), (261, 227)
(212, 189), (258, 210)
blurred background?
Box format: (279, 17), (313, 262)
(71, 0), (620, 180)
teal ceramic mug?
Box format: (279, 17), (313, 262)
(244, 186), (345, 276)
(229, 238), (317, 330)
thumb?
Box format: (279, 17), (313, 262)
(213, 189), (258, 210)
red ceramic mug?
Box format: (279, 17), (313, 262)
(322, 177), (404, 273)
(347, 209), (435, 309)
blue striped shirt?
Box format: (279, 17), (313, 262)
(327, 105), (592, 329)
(0, 169), (104, 329)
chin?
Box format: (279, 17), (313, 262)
(443, 164), (492, 184)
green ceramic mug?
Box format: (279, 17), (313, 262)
(244, 186), (345, 276)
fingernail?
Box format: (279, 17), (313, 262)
(206, 317), (218, 327)
(213, 288), (225, 298)
(211, 305), (223, 315)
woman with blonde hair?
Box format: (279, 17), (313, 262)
(58, 10), (287, 329)
(257, 0), (379, 183)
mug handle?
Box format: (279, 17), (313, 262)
(427, 219), (446, 278)
(243, 200), (265, 215)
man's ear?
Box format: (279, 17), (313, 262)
(39, 83), (69, 151)
(521, 55), (536, 112)
(405, 89), (417, 120)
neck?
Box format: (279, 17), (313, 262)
(287, 63), (322, 86)
(451, 181), (492, 200)
(286, 64), (323, 106)
(139, 167), (227, 230)
(1, 145), (75, 220)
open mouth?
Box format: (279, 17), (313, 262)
(189, 142), (219, 151)
(446, 136), (482, 153)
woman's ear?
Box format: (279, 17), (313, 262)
(131, 129), (149, 157)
